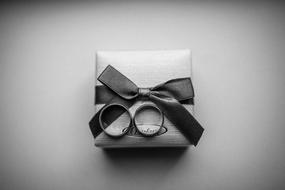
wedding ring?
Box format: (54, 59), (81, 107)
(134, 104), (164, 136)
(99, 103), (132, 137)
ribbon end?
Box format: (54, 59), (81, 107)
(191, 127), (204, 146)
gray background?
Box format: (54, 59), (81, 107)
(1, 0), (285, 190)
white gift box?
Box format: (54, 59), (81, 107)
(94, 49), (194, 148)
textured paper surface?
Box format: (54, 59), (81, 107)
(94, 50), (194, 147)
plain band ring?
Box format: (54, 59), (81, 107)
(99, 103), (132, 137)
(134, 104), (164, 136)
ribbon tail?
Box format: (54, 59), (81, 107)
(95, 85), (118, 104)
(149, 95), (204, 146)
(89, 96), (136, 138)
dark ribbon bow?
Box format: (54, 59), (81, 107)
(89, 65), (204, 146)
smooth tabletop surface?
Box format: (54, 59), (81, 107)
(1, 1), (285, 190)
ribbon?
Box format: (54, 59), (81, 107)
(89, 65), (204, 146)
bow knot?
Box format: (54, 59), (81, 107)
(138, 88), (151, 98)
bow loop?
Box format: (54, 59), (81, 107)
(98, 65), (139, 99)
(152, 78), (194, 101)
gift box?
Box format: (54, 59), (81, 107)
(89, 49), (204, 148)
